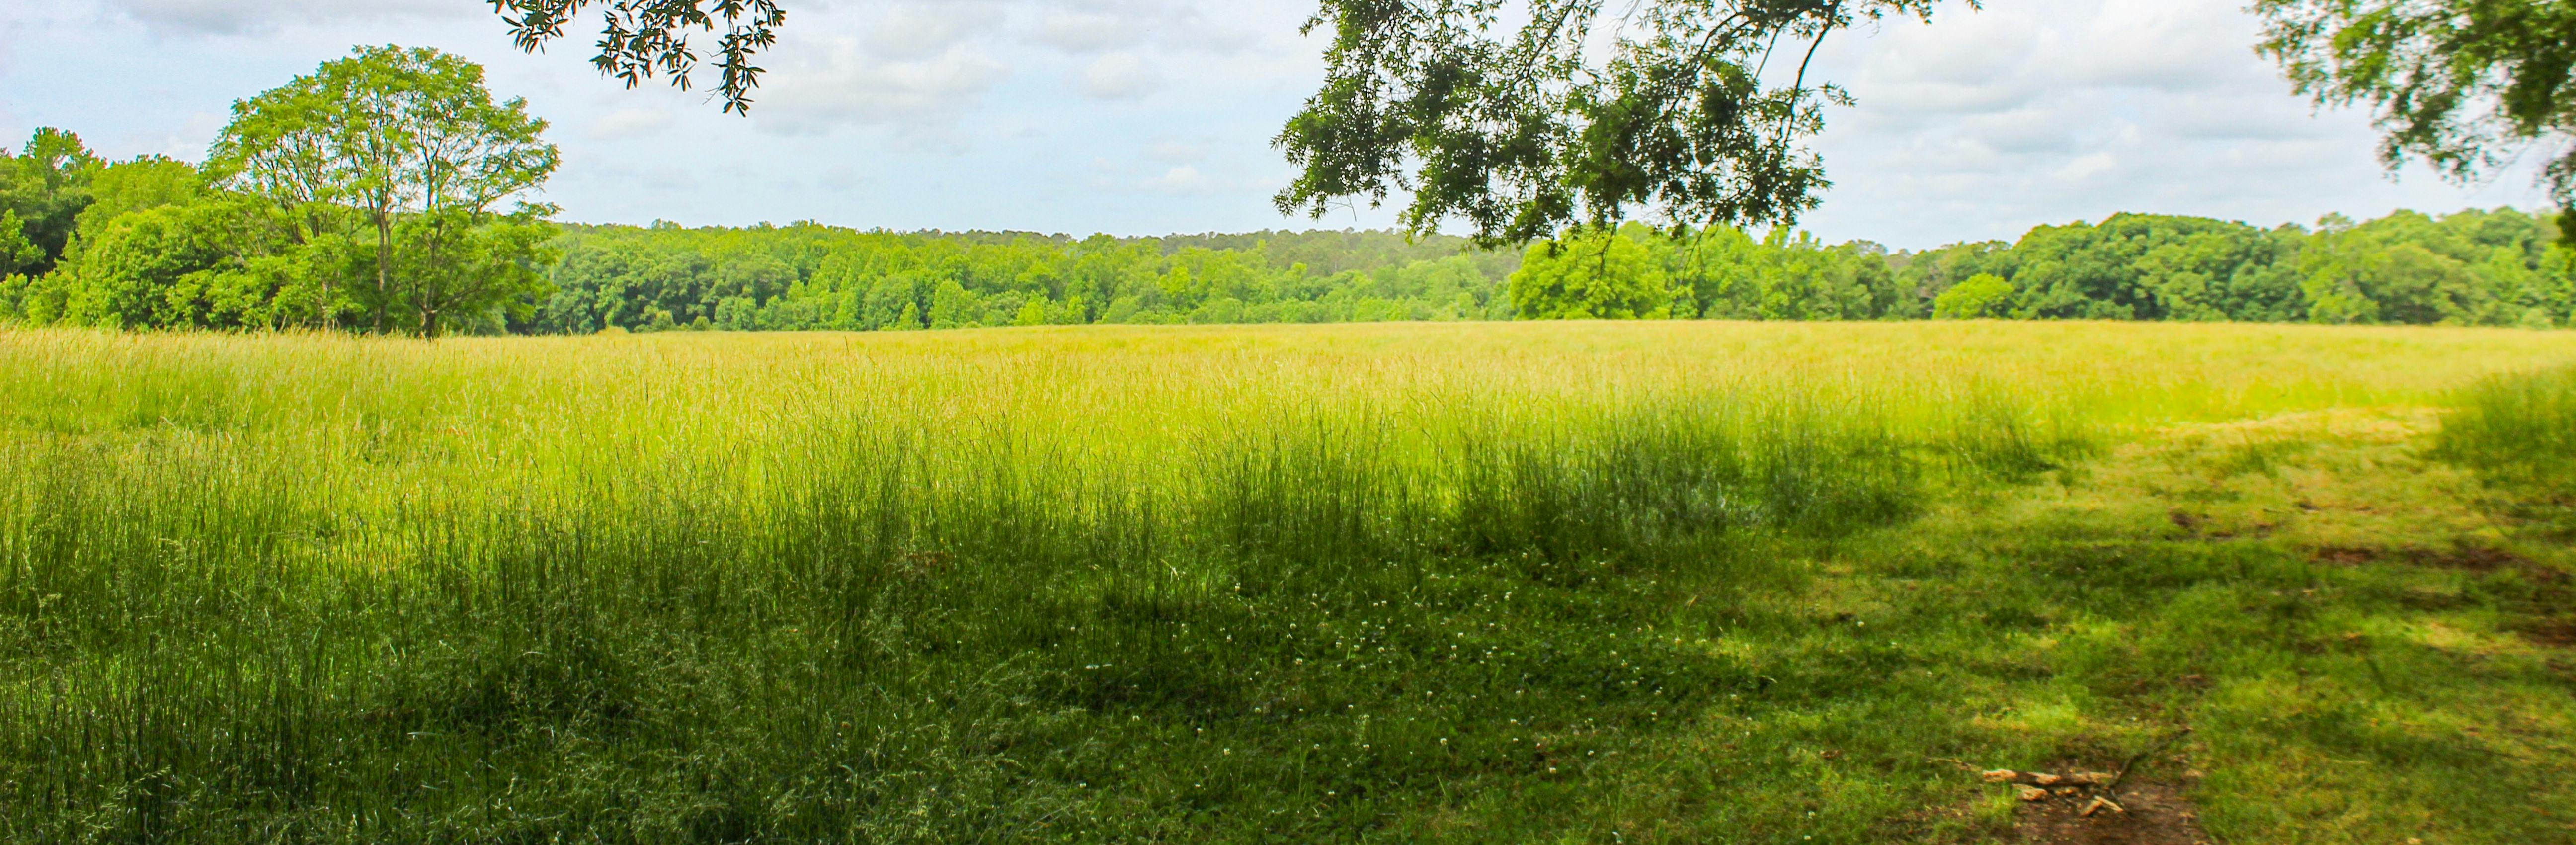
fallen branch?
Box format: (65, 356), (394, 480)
(1980, 767), (2127, 813)
(1982, 769), (2114, 788)
(1980, 727), (2196, 815)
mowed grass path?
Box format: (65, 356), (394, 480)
(1, 321), (2573, 843)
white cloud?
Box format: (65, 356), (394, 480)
(1034, 11), (1135, 53)
(2155, 91), (2336, 142)
(1145, 140), (1202, 163)
(85, 110), (229, 162)
(575, 162), (705, 193)
(589, 107), (675, 141)
(100, 0), (462, 33)
(1080, 52), (1159, 101)
(1142, 165), (1209, 194)
(2052, 152), (2119, 184)
(819, 166), (864, 193)
(1787, 0), (2554, 247)
(2064, 0), (2258, 91)
(756, 36), (1010, 140)
(864, 4), (998, 61)
(1025, 1), (1266, 53)
(10, 0), (2545, 240)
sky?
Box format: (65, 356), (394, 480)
(0, 0), (2555, 250)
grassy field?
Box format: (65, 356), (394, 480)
(2, 321), (2574, 844)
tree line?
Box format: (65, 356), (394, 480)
(2, 45), (2570, 336)
(1513, 210), (2574, 327)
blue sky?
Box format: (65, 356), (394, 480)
(0, 0), (2554, 249)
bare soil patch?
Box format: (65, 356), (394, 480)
(2513, 617), (2576, 649)
(2307, 543), (2534, 571)
(2017, 778), (2210, 845)
(2400, 543), (2529, 572)
(2310, 545), (2381, 565)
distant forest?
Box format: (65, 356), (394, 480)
(307, 207), (2576, 333)
(3, 129), (2570, 333)
(525, 225), (1523, 334)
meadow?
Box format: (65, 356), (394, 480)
(2, 321), (2574, 844)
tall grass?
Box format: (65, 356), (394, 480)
(2435, 364), (2576, 522)
(0, 322), (2570, 842)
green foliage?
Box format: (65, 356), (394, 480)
(396, 208), (561, 336)
(10, 44), (2570, 338)
(37, 195), (276, 329)
(1889, 240), (2011, 317)
(2296, 209), (2572, 327)
(16, 160), (357, 332)
(1507, 207), (2576, 327)
(1672, 227), (1897, 320)
(1932, 273), (2013, 320)
(75, 156), (202, 232)
(0, 128), (102, 277)
(0, 212), (41, 278)
(1276, 1), (1962, 245)
(2006, 214), (2303, 321)
(1510, 227), (1670, 319)
(2256, 0), (2576, 206)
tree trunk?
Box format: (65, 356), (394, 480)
(319, 223), (335, 331)
(373, 209), (393, 334)
(418, 217), (442, 338)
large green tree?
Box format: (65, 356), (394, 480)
(2254, 0), (2576, 238)
(209, 45), (562, 335)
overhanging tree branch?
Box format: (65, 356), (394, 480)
(488, 0), (785, 114)
(2255, 0), (2576, 209)
(1273, 0), (1959, 247)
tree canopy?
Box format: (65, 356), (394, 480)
(2254, 0), (2576, 230)
(1276, 0), (1959, 246)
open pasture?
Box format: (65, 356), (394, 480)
(3, 321), (2575, 843)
